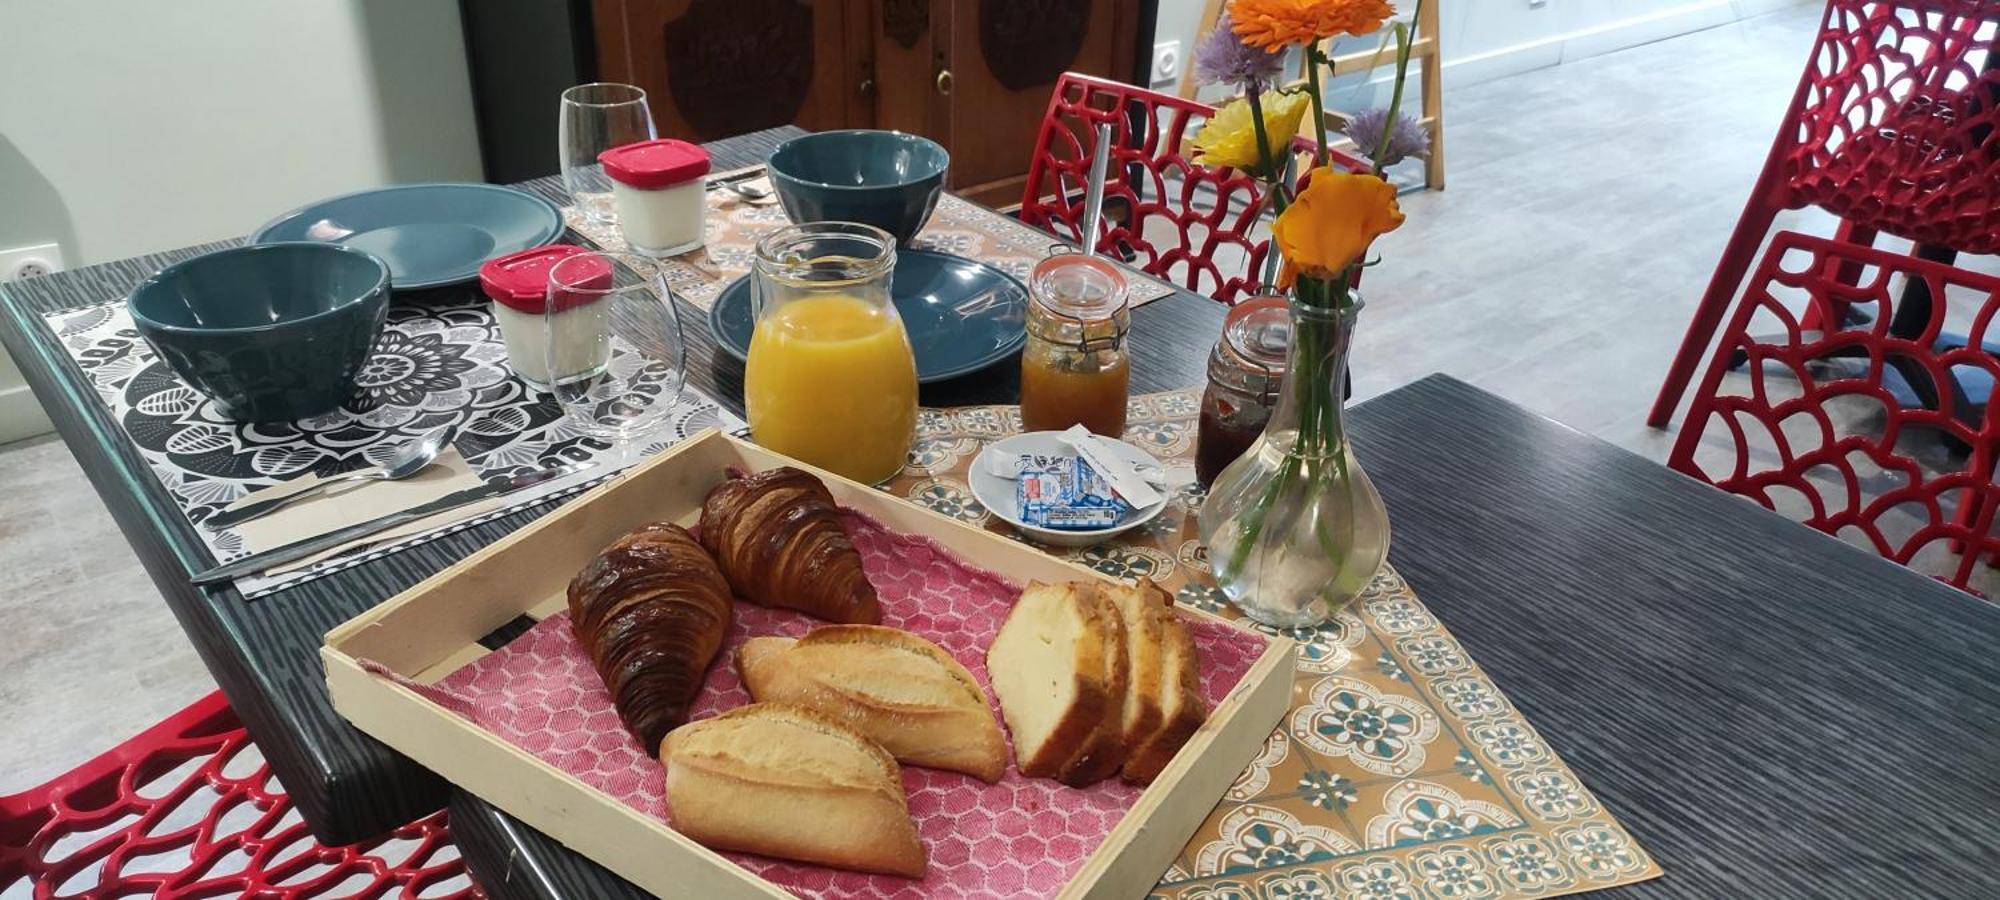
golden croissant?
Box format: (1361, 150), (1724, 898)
(567, 522), (734, 753)
(699, 467), (881, 624)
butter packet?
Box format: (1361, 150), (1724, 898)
(1018, 454), (1130, 530)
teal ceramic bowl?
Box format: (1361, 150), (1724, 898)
(766, 130), (949, 244)
(127, 243), (392, 422)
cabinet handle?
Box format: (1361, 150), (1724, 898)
(860, 77), (876, 97)
(935, 68), (953, 95)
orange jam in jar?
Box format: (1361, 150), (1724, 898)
(1019, 254), (1130, 436)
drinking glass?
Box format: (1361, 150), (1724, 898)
(544, 251), (686, 446)
(558, 83), (656, 226)
(744, 222), (917, 484)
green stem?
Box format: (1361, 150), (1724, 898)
(1243, 88), (1288, 291)
(1305, 46), (1329, 168)
(1374, 19), (1416, 177)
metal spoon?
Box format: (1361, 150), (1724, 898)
(720, 178), (772, 203)
(205, 424), (459, 529)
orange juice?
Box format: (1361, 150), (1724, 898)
(746, 295), (918, 484)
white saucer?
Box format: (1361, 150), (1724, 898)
(969, 432), (1170, 548)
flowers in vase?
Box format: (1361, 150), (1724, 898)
(1188, 0), (1422, 301)
(1188, 0), (1424, 626)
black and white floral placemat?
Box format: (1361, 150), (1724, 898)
(46, 296), (743, 598)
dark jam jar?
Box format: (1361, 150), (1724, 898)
(1196, 296), (1290, 487)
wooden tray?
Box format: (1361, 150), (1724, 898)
(323, 430), (1295, 899)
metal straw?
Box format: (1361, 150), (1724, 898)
(1080, 121), (1114, 257)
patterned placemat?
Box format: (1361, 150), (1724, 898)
(563, 168), (1180, 311)
(43, 298), (743, 598)
(887, 392), (1663, 899)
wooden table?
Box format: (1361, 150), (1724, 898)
(7, 127), (1999, 897)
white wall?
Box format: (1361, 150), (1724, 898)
(0, 0), (483, 443)
(1154, 0), (1814, 93)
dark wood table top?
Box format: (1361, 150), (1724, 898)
(0, 125), (1218, 845)
(8, 125), (1998, 897)
(449, 374), (2000, 899)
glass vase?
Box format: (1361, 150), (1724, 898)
(1197, 294), (1388, 628)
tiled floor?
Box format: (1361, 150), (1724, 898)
(0, 435), (212, 793)
(0, 4), (1948, 793)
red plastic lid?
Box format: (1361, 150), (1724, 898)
(479, 245), (611, 313)
(597, 139), (711, 190)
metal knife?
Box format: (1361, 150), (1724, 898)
(191, 466), (579, 586)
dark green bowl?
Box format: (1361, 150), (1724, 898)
(766, 130), (949, 244)
(127, 242), (392, 422)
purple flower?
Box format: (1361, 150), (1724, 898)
(1194, 14), (1284, 90)
(1344, 107), (1430, 167)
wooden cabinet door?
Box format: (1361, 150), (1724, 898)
(939, 0), (1139, 205)
(594, 0), (866, 144)
(866, 0), (947, 136)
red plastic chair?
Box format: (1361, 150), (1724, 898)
(1651, 1), (2000, 426)
(1019, 72), (1373, 305)
(1, 691), (482, 899)
(1667, 229), (2000, 592)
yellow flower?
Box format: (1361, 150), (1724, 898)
(1229, 0), (1396, 50)
(1191, 91), (1310, 170)
(1273, 168), (1404, 287)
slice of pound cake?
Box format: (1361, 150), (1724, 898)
(985, 581), (1115, 780)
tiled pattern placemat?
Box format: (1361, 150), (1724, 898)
(888, 392), (1663, 899)
(563, 168), (1180, 311)
(43, 298), (743, 598)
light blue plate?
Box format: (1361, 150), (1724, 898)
(709, 249), (1028, 384)
(250, 183), (563, 289)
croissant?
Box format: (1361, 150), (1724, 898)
(567, 522), (734, 753)
(698, 467), (881, 624)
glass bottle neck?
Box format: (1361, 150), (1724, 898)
(1263, 296), (1360, 459)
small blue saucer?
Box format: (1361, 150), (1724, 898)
(709, 248), (1028, 383)
(251, 183), (563, 289)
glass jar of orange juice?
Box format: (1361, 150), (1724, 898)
(744, 222), (917, 484)
(1020, 253), (1130, 436)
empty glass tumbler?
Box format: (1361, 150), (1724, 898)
(543, 251), (687, 447)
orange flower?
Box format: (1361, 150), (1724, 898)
(1228, 0), (1395, 51)
(1272, 168), (1404, 287)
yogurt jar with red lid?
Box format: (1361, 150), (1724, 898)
(478, 244), (612, 389)
(598, 138), (709, 256)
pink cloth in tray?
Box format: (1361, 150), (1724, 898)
(384, 509), (1268, 899)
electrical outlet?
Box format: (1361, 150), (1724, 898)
(1152, 41), (1183, 85)
(0, 243), (64, 283)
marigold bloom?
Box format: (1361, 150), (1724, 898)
(1228, 0), (1395, 50)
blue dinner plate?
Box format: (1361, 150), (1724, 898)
(709, 249), (1028, 383)
(250, 183), (563, 290)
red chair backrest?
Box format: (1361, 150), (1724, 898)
(1668, 229), (2000, 592)
(1019, 72), (1372, 305)
(1774, 1), (2000, 251)
(1, 691), (483, 898)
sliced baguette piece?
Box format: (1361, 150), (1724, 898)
(737, 625), (1008, 782)
(660, 703), (927, 877)
(985, 581), (1110, 780)
(1105, 578), (1172, 759)
(1121, 595), (1210, 784)
(1056, 583), (1130, 786)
